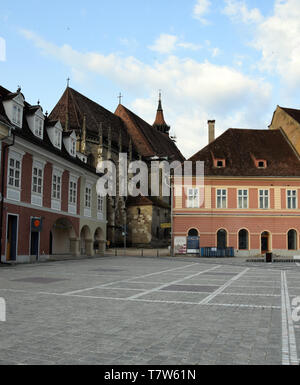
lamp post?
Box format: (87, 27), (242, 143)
(0, 122), (14, 265)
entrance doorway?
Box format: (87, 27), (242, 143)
(187, 228), (200, 254)
(30, 232), (39, 259)
(261, 231), (270, 253)
(6, 215), (18, 261)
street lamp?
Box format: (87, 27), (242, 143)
(0, 122), (14, 265)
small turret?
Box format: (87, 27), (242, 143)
(153, 91), (170, 135)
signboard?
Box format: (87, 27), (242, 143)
(187, 236), (200, 254)
(31, 217), (43, 232)
(160, 223), (171, 229)
(174, 236), (187, 254)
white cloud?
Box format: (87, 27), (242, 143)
(21, 29), (272, 158)
(149, 34), (202, 54)
(149, 34), (178, 54)
(223, 0), (263, 24)
(253, 0), (300, 89)
(193, 0), (211, 24)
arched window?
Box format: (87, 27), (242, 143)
(188, 228), (199, 237)
(217, 229), (227, 249)
(288, 229), (297, 250)
(238, 229), (249, 250)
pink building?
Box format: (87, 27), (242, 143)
(172, 126), (300, 257)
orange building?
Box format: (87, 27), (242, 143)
(172, 124), (300, 257)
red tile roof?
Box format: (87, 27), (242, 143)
(188, 128), (300, 177)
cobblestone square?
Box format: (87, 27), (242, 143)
(0, 256), (299, 365)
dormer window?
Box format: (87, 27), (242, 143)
(34, 116), (43, 138)
(70, 140), (76, 156)
(46, 120), (63, 150)
(26, 106), (44, 139)
(3, 91), (25, 128)
(12, 104), (22, 126)
(214, 158), (225, 168)
(257, 160), (267, 169)
(54, 128), (62, 149)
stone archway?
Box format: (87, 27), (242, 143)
(51, 218), (76, 255)
(94, 227), (105, 253)
(80, 225), (93, 256)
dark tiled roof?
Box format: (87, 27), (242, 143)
(0, 85), (98, 175)
(49, 87), (132, 150)
(280, 107), (300, 125)
(115, 104), (185, 161)
(188, 128), (300, 177)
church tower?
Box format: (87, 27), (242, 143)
(153, 91), (170, 135)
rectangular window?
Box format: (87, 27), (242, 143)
(70, 140), (76, 156)
(238, 189), (248, 209)
(52, 174), (61, 200)
(287, 190), (297, 209)
(85, 186), (91, 208)
(12, 104), (22, 125)
(97, 195), (103, 212)
(187, 188), (199, 208)
(32, 166), (43, 194)
(259, 189), (269, 209)
(8, 157), (21, 188)
(217, 189), (227, 209)
(69, 181), (77, 205)
(34, 117), (43, 137)
(55, 129), (62, 148)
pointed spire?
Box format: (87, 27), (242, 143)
(153, 90), (170, 135)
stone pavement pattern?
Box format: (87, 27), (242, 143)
(0, 256), (299, 365)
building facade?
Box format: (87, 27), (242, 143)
(172, 125), (300, 257)
(0, 85), (106, 263)
(50, 87), (184, 248)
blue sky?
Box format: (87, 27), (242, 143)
(1, 0), (300, 158)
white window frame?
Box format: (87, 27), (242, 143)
(238, 189), (248, 209)
(70, 140), (76, 156)
(85, 186), (91, 209)
(216, 189), (227, 209)
(287, 189), (297, 210)
(54, 128), (62, 149)
(31, 159), (46, 207)
(259, 189), (269, 209)
(187, 188), (199, 208)
(34, 116), (44, 138)
(6, 149), (25, 202)
(8, 156), (21, 189)
(51, 167), (63, 211)
(84, 183), (92, 217)
(12, 103), (22, 127)
(68, 175), (78, 214)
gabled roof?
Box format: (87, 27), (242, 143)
(189, 128), (300, 177)
(49, 87), (131, 149)
(115, 104), (184, 161)
(0, 85), (98, 175)
(279, 107), (300, 125)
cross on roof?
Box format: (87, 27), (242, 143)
(118, 92), (123, 104)
(67, 77), (70, 87)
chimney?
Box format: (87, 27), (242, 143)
(208, 120), (215, 144)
